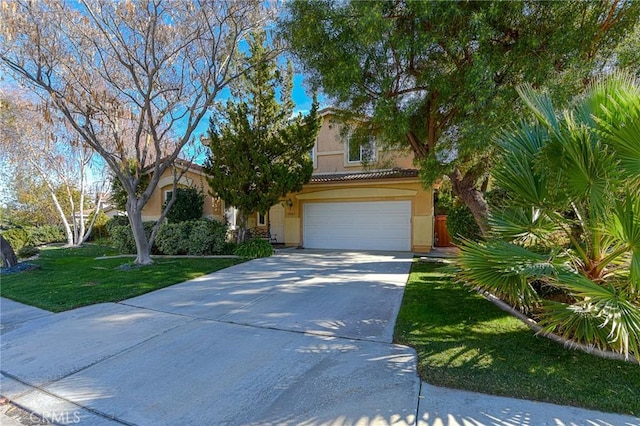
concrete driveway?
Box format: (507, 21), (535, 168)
(2, 251), (638, 426)
(1, 251), (420, 425)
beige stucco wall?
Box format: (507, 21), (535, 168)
(141, 167), (223, 222)
(314, 111), (416, 174)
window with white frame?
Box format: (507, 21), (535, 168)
(347, 136), (376, 163)
(164, 190), (173, 202)
(309, 139), (317, 168)
(258, 212), (266, 226)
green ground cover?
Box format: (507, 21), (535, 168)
(394, 260), (640, 416)
(0, 244), (244, 312)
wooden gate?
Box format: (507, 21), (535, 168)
(434, 215), (454, 247)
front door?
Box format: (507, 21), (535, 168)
(269, 204), (285, 243)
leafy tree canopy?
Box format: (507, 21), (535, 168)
(205, 32), (320, 235)
(280, 0), (639, 233)
(163, 187), (205, 224)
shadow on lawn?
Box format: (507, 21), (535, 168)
(394, 261), (640, 415)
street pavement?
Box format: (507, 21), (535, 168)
(1, 251), (638, 425)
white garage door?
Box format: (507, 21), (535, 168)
(303, 201), (411, 251)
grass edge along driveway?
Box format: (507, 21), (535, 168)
(393, 260), (640, 416)
(0, 244), (246, 312)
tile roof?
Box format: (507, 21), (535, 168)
(309, 168), (419, 183)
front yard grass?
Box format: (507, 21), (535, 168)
(0, 244), (245, 312)
(394, 260), (640, 416)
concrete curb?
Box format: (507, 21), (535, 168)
(94, 254), (241, 260)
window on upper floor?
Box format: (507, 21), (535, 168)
(347, 136), (376, 163)
(164, 190), (173, 202)
(309, 138), (317, 168)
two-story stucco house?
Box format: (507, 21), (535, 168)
(248, 107), (434, 252)
(141, 107), (434, 252)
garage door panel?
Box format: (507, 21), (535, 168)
(303, 201), (411, 251)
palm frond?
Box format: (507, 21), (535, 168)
(539, 300), (612, 351)
(516, 84), (559, 134)
(609, 194), (640, 290)
(457, 240), (548, 310)
(489, 206), (560, 247)
(545, 118), (619, 221)
(493, 124), (549, 207)
(551, 269), (640, 359)
(590, 72), (640, 182)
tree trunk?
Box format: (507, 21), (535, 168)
(50, 190), (74, 246)
(81, 196), (103, 245)
(236, 213), (249, 244)
(127, 203), (153, 265)
(1, 234), (18, 268)
(77, 158), (86, 245)
(449, 169), (490, 236)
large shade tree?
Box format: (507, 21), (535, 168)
(205, 33), (320, 243)
(0, 0), (271, 264)
(279, 0), (639, 234)
(457, 73), (640, 360)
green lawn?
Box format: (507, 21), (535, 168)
(0, 244), (245, 312)
(394, 260), (640, 416)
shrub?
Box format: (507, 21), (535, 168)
(17, 245), (40, 259)
(106, 215), (130, 233)
(155, 219), (227, 255)
(434, 188), (453, 216)
(109, 225), (136, 254)
(164, 187), (205, 223)
(27, 225), (65, 245)
(2, 228), (30, 252)
(446, 203), (482, 243)
(234, 238), (273, 258)
(187, 219), (226, 255)
(143, 221), (160, 254)
(155, 222), (191, 255)
(109, 221), (158, 254)
(221, 241), (238, 255)
(91, 237), (112, 246)
(86, 210), (110, 241)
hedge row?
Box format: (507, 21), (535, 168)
(1, 225), (65, 252)
(109, 218), (230, 256)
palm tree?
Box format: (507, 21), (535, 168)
(457, 73), (640, 360)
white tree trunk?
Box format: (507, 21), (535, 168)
(77, 159), (86, 245)
(80, 195), (104, 245)
(52, 191), (74, 246)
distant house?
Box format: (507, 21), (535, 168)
(248, 107), (434, 252)
(142, 108), (435, 252)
